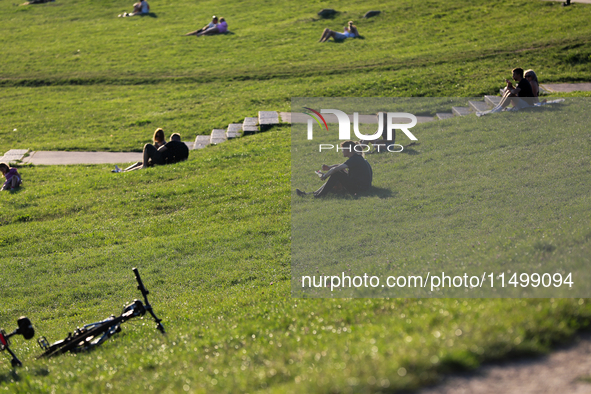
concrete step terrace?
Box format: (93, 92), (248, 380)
(210, 129), (227, 145)
(227, 123), (243, 139)
(468, 101), (491, 113)
(484, 95), (502, 107)
(436, 113), (454, 120)
(242, 117), (259, 135)
(194, 135), (211, 150)
(452, 107), (471, 117)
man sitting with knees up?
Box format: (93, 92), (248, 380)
(296, 140), (372, 198)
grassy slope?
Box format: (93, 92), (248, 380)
(2, 0), (591, 83)
(0, 127), (589, 393)
(1, 0), (591, 150)
(292, 99), (591, 298)
(0, 0), (590, 392)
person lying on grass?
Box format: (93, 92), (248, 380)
(119, 0), (149, 17)
(0, 163), (22, 191)
(197, 17), (228, 36)
(21, 0), (54, 5)
(296, 140), (372, 198)
(124, 133), (189, 172)
(319, 21), (359, 43)
(185, 16), (218, 36)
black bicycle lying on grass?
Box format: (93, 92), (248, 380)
(37, 268), (165, 359)
(0, 317), (35, 367)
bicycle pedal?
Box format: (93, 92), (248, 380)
(37, 336), (50, 350)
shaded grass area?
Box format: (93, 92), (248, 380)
(291, 99), (591, 298)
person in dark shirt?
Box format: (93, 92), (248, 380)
(296, 140), (373, 198)
(160, 135), (189, 164)
(497, 67), (535, 110)
(124, 133), (189, 171)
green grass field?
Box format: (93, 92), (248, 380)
(2, 0), (591, 150)
(291, 98), (591, 298)
(1, 0), (591, 392)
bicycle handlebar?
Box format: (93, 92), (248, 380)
(132, 268), (165, 334)
(1, 317), (34, 367)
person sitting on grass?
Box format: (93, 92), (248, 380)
(524, 69), (540, 103)
(319, 21), (359, 43)
(116, 128), (168, 172)
(197, 17), (228, 36)
(0, 163), (22, 191)
(496, 67), (535, 111)
(124, 133), (189, 171)
(185, 16), (218, 36)
(152, 127), (166, 149)
(119, 0), (149, 17)
(296, 140), (372, 198)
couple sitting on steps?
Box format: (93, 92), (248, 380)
(477, 67), (544, 116)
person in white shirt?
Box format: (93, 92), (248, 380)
(185, 16), (218, 36)
(197, 17), (228, 36)
(119, 0), (149, 17)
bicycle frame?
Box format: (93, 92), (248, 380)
(37, 268), (164, 359)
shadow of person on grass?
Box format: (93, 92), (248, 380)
(323, 186), (396, 200)
(401, 142), (420, 155)
(331, 36), (364, 44)
(359, 186), (395, 199)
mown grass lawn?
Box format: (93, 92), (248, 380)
(2, 0), (591, 150)
(291, 98), (591, 298)
(1, 0), (591, 392)
(0, 127), (589, 393)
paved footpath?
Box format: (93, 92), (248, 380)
(22, 151), (142, 165)
(540, 83), (591, 93)
(421, 334), (591, 394)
